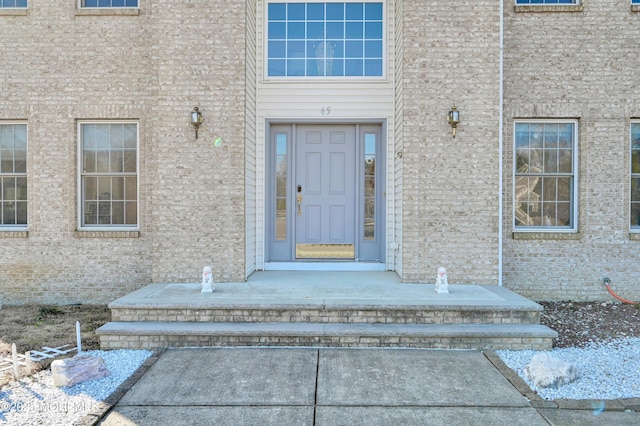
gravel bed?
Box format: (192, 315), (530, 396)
(497, 337), (640, 400)
(0, 349), (151, 426)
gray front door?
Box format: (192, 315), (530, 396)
(295, 125), (356, 259)
(266, 123), (384, 264)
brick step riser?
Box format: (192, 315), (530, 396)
(111, 308), (541, 325)
(100, 334), (550, 351)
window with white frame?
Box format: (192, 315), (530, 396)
(79, 122), (138, 228)
(267, 2), (383, 77)
(0, 0), (27, 7)
(516, 0), (578, 4)
(80, 0), (138, 7)
(0, 123), (27, 228)
(630, 122), (640, 229)
(514, 121), (577, 230)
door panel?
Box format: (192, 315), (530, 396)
(296, 125), (356, 259)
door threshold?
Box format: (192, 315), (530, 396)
(264, 262), (387, 272)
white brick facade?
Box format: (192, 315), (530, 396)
(1, 1), (638, 304)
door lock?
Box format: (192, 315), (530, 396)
(297, 185), (302, 217)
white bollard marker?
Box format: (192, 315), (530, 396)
(76, 321), (82, 354)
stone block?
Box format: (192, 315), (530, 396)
(524, 353), (579, 389)
(52, 355), (110, 387)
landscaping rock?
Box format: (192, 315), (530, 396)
(524, 352), (579, 389)
(51, 354), (109, 387)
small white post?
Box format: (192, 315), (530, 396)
(76, 321), (82, 354)
(25, 351), (32, 376)
(11, 343), (19, 379)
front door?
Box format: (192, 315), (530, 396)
(295, 125), (356, 259)
(266, 123), (384, 264)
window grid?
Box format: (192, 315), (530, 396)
(81, 0), (138, 7)
(0, 124), (27, 227)
(267, 2), (383, 77)
(631, 123), (640, 228)
(0, 0), (27, 7)
(80, 123), (138, 228)
(515, 0), (577, 4)
(514, 122), (576, 230)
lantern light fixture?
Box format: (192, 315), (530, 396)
(191, 106), (204, 139)
(447, 105), (460, 138)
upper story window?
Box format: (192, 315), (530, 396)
(80, 0), (138, 7)
(0, 0), (27, 7)
(515, 0), (577, 4)
(79, 122), (138, 229)
(267, 2), (384, 78)
(514, 121), (578, 231)
(630, 123), (640, 229)
(0, 123), (27, 228)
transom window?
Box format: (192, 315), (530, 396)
(515, 0), (577, 4)
(267, 2), (383, 77)
(0, 0), (27, 7)
(0, 123), (27, 227)
(630, 123), (640, 229)
(79, 122), (138, 228)
(514, 121), (577, 231)
(80, 0), (138, 7)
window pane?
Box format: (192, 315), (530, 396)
(268, 3), (286, 20)
(112, 201), (124, 224)
(123, 150), (136, 172)
(16, 201), (26, 224)
(125, 201), (137, 224)
(84, 177), (97, 200)
(112, 176), (125, 199)
(16, 177), (27, 200)
(125, 177), (137, 200)
(307, 3), (324, 19)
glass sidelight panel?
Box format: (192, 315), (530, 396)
(275, 133), (288, 240)
(364, 133), (376, 240)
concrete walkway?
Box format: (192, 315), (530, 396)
(96, 347), (640, 426)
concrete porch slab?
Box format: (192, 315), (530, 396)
(107, 271), (541, 312)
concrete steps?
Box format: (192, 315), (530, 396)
(97, 321), (556, 350)
(96, 274), (557, 351)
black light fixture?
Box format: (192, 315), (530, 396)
(447, 105), (460, 138)
(191, 106), (203, 139)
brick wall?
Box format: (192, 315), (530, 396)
(503, 0), (640, 300)
(0, 1), (247, 304)
(399, 0), (501, 285)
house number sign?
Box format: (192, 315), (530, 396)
(321, 106), (332, 115)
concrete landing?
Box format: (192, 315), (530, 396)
(107, 271), (538, 310)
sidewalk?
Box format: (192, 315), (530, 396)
(95, 347), (640, 426)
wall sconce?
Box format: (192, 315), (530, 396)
(447, 105), (460, 138)
(191, 106), (204, 139)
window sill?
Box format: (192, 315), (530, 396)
(0, 9), (27, 16)
(515, 5), (583, 13)
(629, 233), (640, 241)
(0, 230), (28, 238)
(74, 230), (140, 238)
(512, 232), (580, 241)
(75, 8), (139, 17)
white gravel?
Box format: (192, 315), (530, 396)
(497, 338), (640, 400)
(0, 349), (151, 426)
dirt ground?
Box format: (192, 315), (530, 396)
(0, 304), (110, 356)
